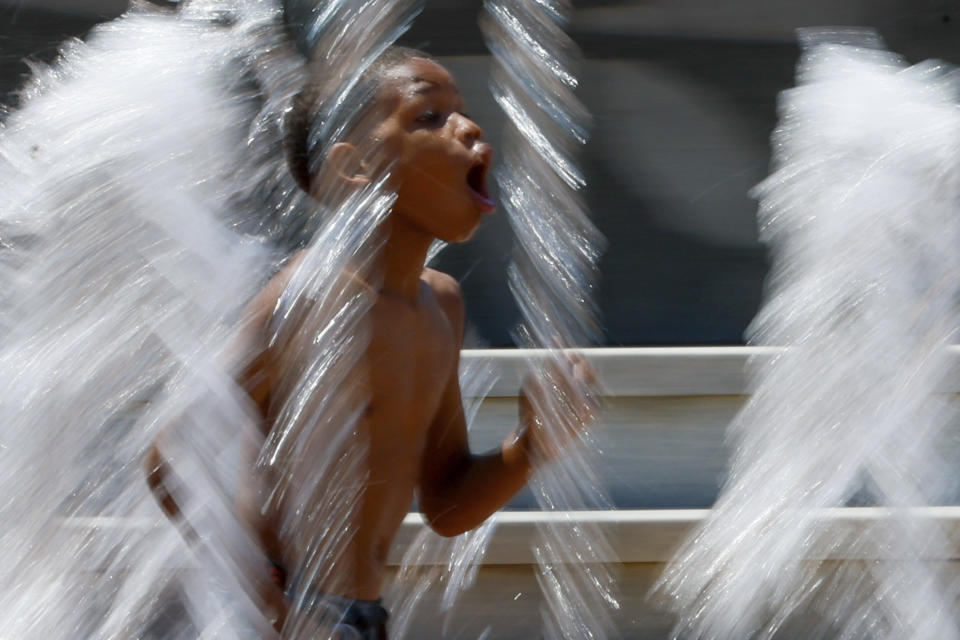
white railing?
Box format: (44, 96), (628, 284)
(463, 346), (960, 397)
(62, 347), (960, 566)
(393, 507), (960, 565)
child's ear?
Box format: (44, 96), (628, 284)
(325, 142), (370, 188)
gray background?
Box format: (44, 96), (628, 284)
(4, 0), (960, 346)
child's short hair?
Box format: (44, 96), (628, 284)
(284, 46), (436, 194)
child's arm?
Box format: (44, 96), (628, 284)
(418, 371), (531, 537)
(144, 439), (199, 543)
(144, 267), (294, 632)
(146, 431), (288, 633)
(418, 276), (598, 537)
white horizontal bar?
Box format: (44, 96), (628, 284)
(465, 346), (960, 397)
(395, 507), (960, 564)
(58, 507), (960, 567)
(462, 347), (766, 397)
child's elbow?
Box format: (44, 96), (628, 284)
(421, 501), (468, 538)
(144, 443), (164, 488)
(427, 517), (466, 538)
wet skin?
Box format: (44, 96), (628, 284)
(149, 58), (597, 633)
(240, 60), (513, 610)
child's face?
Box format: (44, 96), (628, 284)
(374, 58), (495, 243)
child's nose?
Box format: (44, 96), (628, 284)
(454, 114), (484, 147)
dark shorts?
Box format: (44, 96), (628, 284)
(271, 560), (388, 640)
(311, 594), (389, 640)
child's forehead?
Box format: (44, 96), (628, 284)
(384, 58), (460, 97)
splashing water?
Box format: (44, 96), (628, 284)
(0, 6), (285, 638)
(0, 0), (618, 637)
(482, 1), (620, 638)
(658, 33), (960, 639)
(0, 0), (418, 637)
(366, 1), (622, 636)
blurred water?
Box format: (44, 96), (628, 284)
(0, 5), (284, 637)
(658, 32), (960, 640)
(0, 0), (414, 637)
(482, 1), (620, 639)
(388, 2), (620, 638)
(0, 0), (617, 638)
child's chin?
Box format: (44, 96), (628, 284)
(447, 223), (481, 244)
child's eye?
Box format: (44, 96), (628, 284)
(416, 111), (443, 125)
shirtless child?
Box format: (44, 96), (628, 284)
(148, 47), (598, 639)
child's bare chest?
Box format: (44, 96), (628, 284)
(350, 294), (455, 555)
(364, 294), (455, 440)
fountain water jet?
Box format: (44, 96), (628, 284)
(482, 1), (620, 638)
(0, 0), (419, 637)
(658, 31), (960, 640)
(0, 0), (617, 637)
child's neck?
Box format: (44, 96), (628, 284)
(378, 216), (434, 304)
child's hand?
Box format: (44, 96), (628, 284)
(256, 569), (288, 634)
(516, 352), (601, 465)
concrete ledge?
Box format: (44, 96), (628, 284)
(465, 346), (960, 397)
(62, 348), (960, 571)
(393, 507), (960, 564)
(462, 347), (771, 397)
(64, 508), (960, 567)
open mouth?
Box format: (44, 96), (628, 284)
(466, 158), (496, 213)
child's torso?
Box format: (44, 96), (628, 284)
(268, 275), (457, 600)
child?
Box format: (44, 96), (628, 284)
(149, 46), (597, 639)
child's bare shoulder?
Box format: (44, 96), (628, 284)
(236, 255), (301, 336)
(421, 268), (461, 299)
(421, 269), (464, 337)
